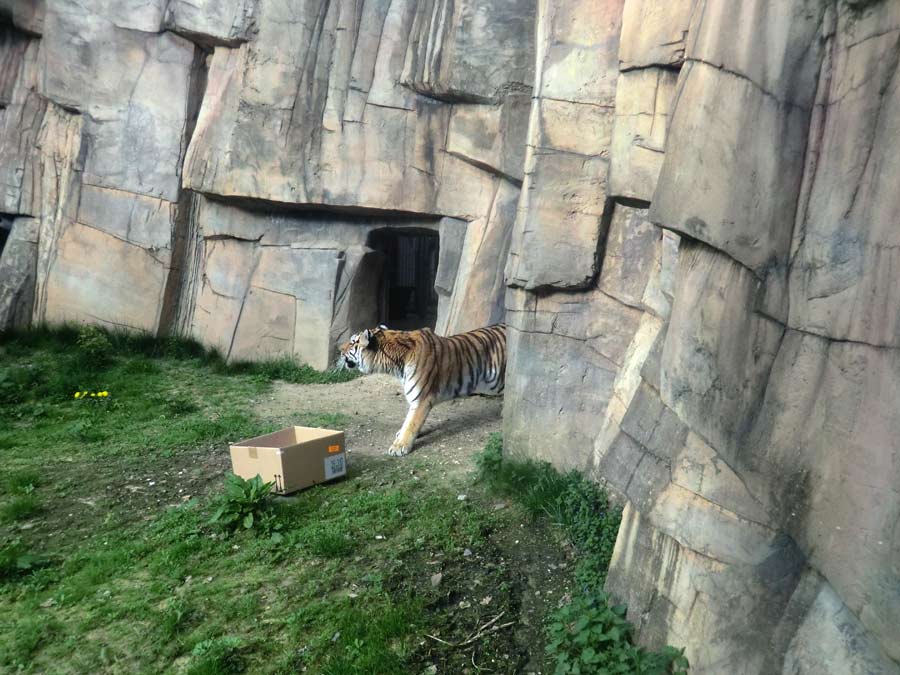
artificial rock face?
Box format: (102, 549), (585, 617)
(0, 0), (534, 367)
(1, 0), (898, 672)
(505, 0), (900, 672)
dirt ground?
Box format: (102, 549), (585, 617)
(88, 375), (502, 535)
(260, 374), (505, 472)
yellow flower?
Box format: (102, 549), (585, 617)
(90, 392), (96, 398)
(100, 391), (108, 397)
(74, 392), (81, 399)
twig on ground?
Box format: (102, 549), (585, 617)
(424, 612), (515, 649)
(457, 621), (516, 647)
(425, 633), (454, 646)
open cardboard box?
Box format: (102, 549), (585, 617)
(229, 426), (347, 494)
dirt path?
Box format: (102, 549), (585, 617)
(259, 374), (504, 476)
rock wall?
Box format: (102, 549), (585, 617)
(503, 0), (900, 673)
(1, 0), (898, 672)
(0, 0), (532, 365)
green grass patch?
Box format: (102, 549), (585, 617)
(0, 323), (359, 466)
(0, 328), (551, 674)
(3, 470), (41, 495)
(0, 459), (519, 673)
(1, 495), (41, 524)
(3, 326), (659, 674)
(476, 433), (688, 675)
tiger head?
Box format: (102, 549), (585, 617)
(337, 325), (389, 374)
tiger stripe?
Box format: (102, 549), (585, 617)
(337, 324), (506, 456)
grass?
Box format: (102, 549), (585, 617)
(476, 433), (688, 674)
(476, 433), (620, 592)
(0, 461), (517, 673)
(1, 325), (687, 674)
(0, 326), (561, 674)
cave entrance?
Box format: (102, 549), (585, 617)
(368, 228), (440, 331)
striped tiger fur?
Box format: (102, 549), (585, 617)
(338, 324), (506, 456)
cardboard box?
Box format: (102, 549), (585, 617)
(229, 426), (347, 494)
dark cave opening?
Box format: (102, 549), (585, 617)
(368, 228), (440, 331)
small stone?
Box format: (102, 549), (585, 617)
(331, 631), (341, 642)
(458, 600), (471, 609)
(430, 572), (443, 587)
(457, 494), (467, 501)
(463, 548), (472, 557)
(480, 595), (492, 605)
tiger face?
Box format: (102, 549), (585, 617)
(338, 325), (387, 373)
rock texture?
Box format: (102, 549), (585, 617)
(0, 0), (533, 367)
(503, 0), (900, 673)
(1, 0), (898, 672)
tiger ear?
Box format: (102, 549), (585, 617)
(377, 324), (388, 330)
(359, 328), (372, 346)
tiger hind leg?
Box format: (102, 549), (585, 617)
(388, 402), (433, 457)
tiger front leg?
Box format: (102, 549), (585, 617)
(388, 402), (432, 457)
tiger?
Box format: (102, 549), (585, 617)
(337, 324), (506, 456)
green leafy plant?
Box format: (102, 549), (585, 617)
(0, 538), (50, 580)
(75, 325), (113, 367)
(549, 477), (621, 593)
(546, 594), (688, 675)
(209, 474), (276, 532)
(188, 636), (244, 675)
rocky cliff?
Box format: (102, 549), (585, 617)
(1, 1), (898, 672)
(0, 0), (531, 365)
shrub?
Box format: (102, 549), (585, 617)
(209, 474), (277, 532)
(75, 326), (113, 367)
(546, 594), (688, 675)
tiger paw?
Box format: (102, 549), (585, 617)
(387, 441), (412, 457)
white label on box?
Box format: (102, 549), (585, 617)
(324, 453), (347, 480)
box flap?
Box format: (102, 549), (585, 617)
(232, 426), (341, 449)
